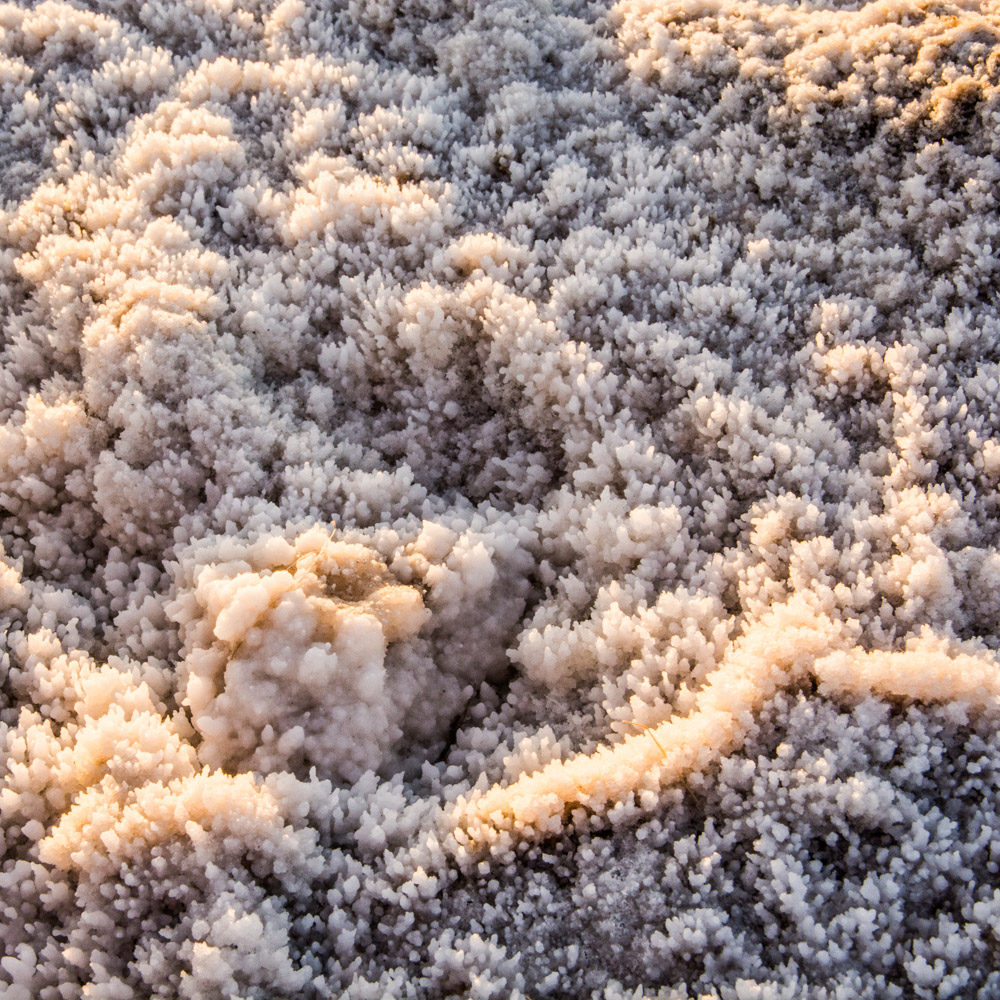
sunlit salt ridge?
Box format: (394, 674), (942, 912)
(2, 0), (1000, 996)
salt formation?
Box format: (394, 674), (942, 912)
(2, 0), (1000, 996)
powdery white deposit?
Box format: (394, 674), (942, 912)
(2, 0), (1000, 996)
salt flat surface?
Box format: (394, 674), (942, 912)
(2, 0), (1000, 996)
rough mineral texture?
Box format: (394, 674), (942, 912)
(2, 0), (1000, 996)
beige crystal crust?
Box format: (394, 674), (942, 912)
(2, 0), (1000, 995)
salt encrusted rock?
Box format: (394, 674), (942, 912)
(166, 520), (529, 782)
(169, 526), (431, 780)
(2, 0), (1000, 996)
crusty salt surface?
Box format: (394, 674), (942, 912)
(2, 0), (1000, 996)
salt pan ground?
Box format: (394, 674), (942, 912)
(2, 0), (1000, 996)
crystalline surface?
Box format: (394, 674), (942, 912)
(3, 0), (1000, 996)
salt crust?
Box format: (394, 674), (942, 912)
(2, 0), (1000, 996)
